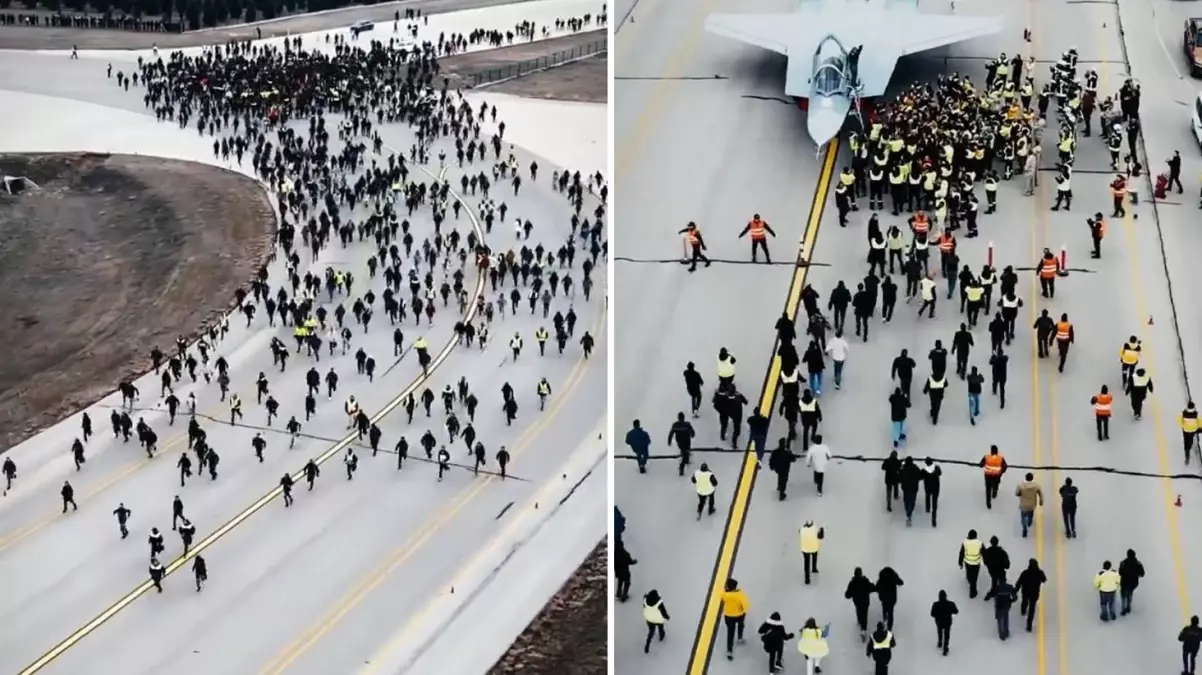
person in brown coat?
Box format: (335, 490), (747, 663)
(1015, 472), (1043, 538)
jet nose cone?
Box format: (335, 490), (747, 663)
(806, 96), (849, 147)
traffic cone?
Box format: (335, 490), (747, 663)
(1175, 494), (1183, 507)
(1148, 315), (1154, 326)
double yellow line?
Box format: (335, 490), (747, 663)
(685, 142), (838, 673)
(16, 164), (489, 675)
(256, 272), (608, 675)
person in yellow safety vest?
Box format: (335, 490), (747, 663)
(799, 520), (825, 585)
(888, 164), (906, 216)
(1095, 560), (1121, 622)
(693, 464), (718, 520)
(536, 377), (552, 410)
(738, 213), (777, 263)
(1126, 367), (1154, 420)
(534, 326), (550, 356)
(839, 167), (858, 210)
(1180, 401), (1202, 465)
(918, 273), (938, 319)
(413, 336), (430, 374)
(1119, 337), (1142, 385)
(959, 529), (985, 598)
(344, 395), (359, 428)
(1054, 313), (1074, 372)
(642, 590), (670, 653)
(1052, 167), (1073, 212)
(717, 348), (737, 390)
(866, 622), (896, 673)
(721, 578), (750, 659)
(797, 617), (829, 675)
(229, 393), (243, 425)
(509, 332), (523, 361)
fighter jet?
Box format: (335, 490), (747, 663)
(705, 0), (1004, 147)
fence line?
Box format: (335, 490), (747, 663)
(460, 38), (607, 88)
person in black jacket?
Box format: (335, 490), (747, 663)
(769, 440), (798, 501)
(1118, 549), (1145, 616)
(875, 567), (905, 630)
(881, 450), (902, 511)
(758, 612), (793, 674)
(923, 459), (942, 527)
(845, 567), (876, 641)
(982, 536), (1011, 596)
(1180, 615), (1202, 675)
(1016, 558), (1048, 632)
(930, 589), (959, 656)
(984, 575), (1018, 640)
(899, 457), (923, 526)
(615, 540), (637, 602)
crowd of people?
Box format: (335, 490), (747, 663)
(7, 11), (607, 599)
(622, 41), (1202, 675)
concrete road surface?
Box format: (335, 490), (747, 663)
(614, 1), (1202, 675)
(0, 29), (606, 675)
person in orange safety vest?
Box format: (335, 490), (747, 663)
(1054, 313), (1075, 373)
(1036, 248), (1061, 299)
(1110, 174), (1127, 218)
(678, 221), (712, 273)
(1088, 213), (1106, 258)
(1091, 384), (1114, 441)
(938, 230), (956, 270)
(737, 213), (777, 264)
(979, 444), (1008, 509)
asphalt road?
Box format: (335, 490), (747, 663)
(614, 2), (1202, 675)
(0, 0), (541, 50)
(0, 34), (606, 675)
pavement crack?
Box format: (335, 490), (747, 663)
(740, 94), (794, 104)
(614, 75), (728, 81)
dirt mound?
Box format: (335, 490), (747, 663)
(490, 539), (607, 674)
(0, 152), (275, 451)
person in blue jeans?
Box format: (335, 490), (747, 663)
(803, 340), (825, 396)
(984, 575), (1017, 640)
(889, 387), (910, 449)
(967, 365), (985, 425)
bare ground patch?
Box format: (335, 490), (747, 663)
(0, 152), (275, 451)
(489, 539), (607, 675)
(485, 53), (607, 103)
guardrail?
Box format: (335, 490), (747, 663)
(459, 38), (607, 88)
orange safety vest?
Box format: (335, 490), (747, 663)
(748, 219), (766, 240)
(1094, 393), (1113, 417)
(687, 228), (700, 246)
(1056, 321), (1072, 342)
(913, 214), (929, 235)
(939, 234), (954, 253)
(1111, 179), (1126, 198)
(983, 454), (1004, 476)
(1095, 218), (1106, 238)
(1039, 258), (1059, 279)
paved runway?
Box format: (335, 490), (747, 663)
(0, 5), (607, 672)
(614, 1), (1202, 674)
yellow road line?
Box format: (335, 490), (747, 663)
(685, 142), (838, 674)
(15, 167), (490, 675)
(1029, 174), (1050, 675)
(1093, 8), (1193, 625)
(256, 292), (606, 675)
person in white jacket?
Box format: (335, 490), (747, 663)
(808, 435), (832, 496)
(825, 331), (850, 390)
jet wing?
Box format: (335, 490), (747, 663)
(839, 14), (1005, 97)
(703, 13), (795, 55)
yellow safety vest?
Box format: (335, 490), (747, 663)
(1120, 344), (1140, 365)
(694, 470), (716, 496)
(780, 370), (799, 384)
(536, 328), (549, 341)
(966, 287), (984, 303)
(928, 377), (947, 390)
(962, 539), (983, 565)
(1095, 570), (1120, 593)
(717, 359), (735, 378)
(800, 400), (817, 413)
(414, 337), (428, 350)
(1002, 296), (1020, 309)
(872, 632), (894, 650)
(1182, 411), (1199, 433)
(887, 234), (905, 250)
(1132, 374), (1150, 388)
(538, 382), (550, 395)
(644, 600), (666, 624)
(800, 526), (821, 553)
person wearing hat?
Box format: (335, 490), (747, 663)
(798, 617), (830, 674)
(758, 611), (793, 674)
